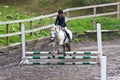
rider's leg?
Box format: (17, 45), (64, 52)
(63, 27), (72, 42)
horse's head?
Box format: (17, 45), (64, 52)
(50, 25), (61, 42)
(50, 25), (56, 42)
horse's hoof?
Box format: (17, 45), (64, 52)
(52, 55), (55, 58)
(70, 54), (72, 56)
(64, 54), (66, 56)
(57, 50), (60, 54)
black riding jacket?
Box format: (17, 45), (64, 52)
(55, 15), (66, 27)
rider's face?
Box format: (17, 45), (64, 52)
(59, 13), (63, 17)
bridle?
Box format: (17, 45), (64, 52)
(50, 29), (57, 42)
(50, 26), (63, 42)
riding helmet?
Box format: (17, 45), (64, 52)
(58, 10), (63, 14)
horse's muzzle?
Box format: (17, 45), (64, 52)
(50, 37), (55, 42)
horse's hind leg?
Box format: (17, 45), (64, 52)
(63, 44), (66, 51)
(62, 43), (71, 51)
(67, 43), (71, 51)
(66, 43), (72, 56)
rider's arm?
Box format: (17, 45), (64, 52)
(55, 16), (58, 25)
(61, 17), (66, 27)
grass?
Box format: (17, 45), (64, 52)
(67, 16), (120, 43)
(67, 16), (120, 33)
(67, 18), (94, 33)
(0, 5), (53, 46)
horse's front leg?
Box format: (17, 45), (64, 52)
(56, 41), (62, 52)
(52, 42), (56, 51)
(57, 45), (60, 53)
(63, 45), (65, 51)
(50, 42), (57, 58)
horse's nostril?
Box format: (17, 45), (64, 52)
(50, 39), (54, 42)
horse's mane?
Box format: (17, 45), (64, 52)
(52, 25), (62, 31)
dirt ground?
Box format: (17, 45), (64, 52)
(0, 38), (120, 80)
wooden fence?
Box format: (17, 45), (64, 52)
(0, 2), (120, 45)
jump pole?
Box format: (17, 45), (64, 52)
(21, 24), (26, 63)
(101, 56), (107, 80)
(97, 23), (107, 80)
(97, 23), (103, 59)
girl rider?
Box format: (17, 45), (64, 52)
(55, 10), (71, 42)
